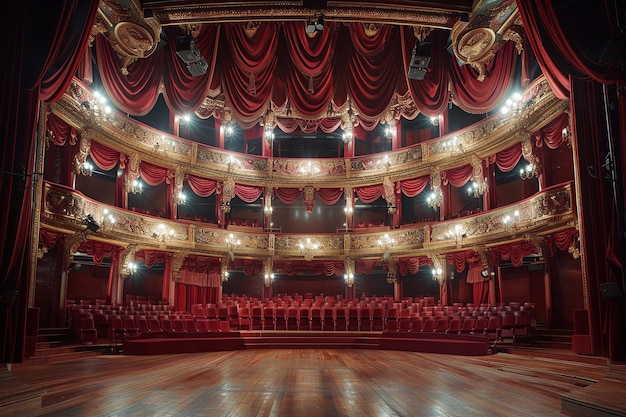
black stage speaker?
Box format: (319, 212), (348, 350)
(600, 282), (623, 298)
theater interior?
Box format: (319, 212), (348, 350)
(1, 0), (625, 416)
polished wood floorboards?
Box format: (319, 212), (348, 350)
(10, 349), (609, 417)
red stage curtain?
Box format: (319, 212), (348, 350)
(490, 242), (538, 267)
(77, 241), (117, 266)
(489, 143), (523, 172)
(448, 41), (518, 114)
(46, 113), (78, 146)
(442, 164), (473, 187)
(399, 176), (430, 197)
(234, 184), (263, 203)
(274, 187), (302, 204)
(89, 140), (126, 171)
(547, 228), (579, 256)
(161, 25), (220, 114)
(175, 282), (218, 312)
(179, 271), (221, 287)
(534, 112), (569, 149)
(401, 28), (450, 118)
(186, 174), (218, 197)
(138, 161), (172, 186)
(516, 0), (622, 100)
(354, 184), (384, 203)
(95, 35), (162, 116)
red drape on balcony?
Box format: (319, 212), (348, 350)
(489, 143), (523, 172)
(490, 242), (538, 267)
(77, 241), (117, 267)
(274, 260), (345, 277)
(354, 184), (384, 203)
(355, 260), (378, 274)
(186, 175), (218, 197)
(547, 228), (579, 256)
(138, 161), (172, 186)
(399, 175), (430, 197)
(39, 229), (63, 249)
(274, 188), (302, 204)
(135, 250), (167, 268)
(46, 113), (78, 146)
(316, 188), (344, 205)
(534, 112), (570, 149)
(442, 164), (473, 187)
(398, 256), (433, 276)
(234, 184), (264, 203)
(89, 140), (127, 171)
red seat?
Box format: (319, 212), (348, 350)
(384, 319), (399, 333)
(160, 318), (173, 332)
(171, 318), (185, 332)
(335, 307), (347, 331)
(322, 308), (334, 331)
(484, 316), (502, 342)
(228, 305), (240, 330)
(183, 318), (198, 332)
(421, 318), (436, 332)
(499, 314), (515, 340)
(123, 317), (139, 336)
(135, 317), (150, 333)
(251, 306), (263, 330)
(371, 307), (385, 331)
(238, 307), (251, 330)
(219, 320), (231, 332)
(408, 318), (424, 332)
(359, 307), (372, 331)
(147, 318), (161, 332)
(195, 319), (209, 331)
(445, 318), (463, 334)
(347, 307), (360, 331)
(79, 317), (98, 344)
(207, 319), (220, 332)
(287, 307), (299, 330)
(310, 307), (322, 331)
(275, 307), (287, 330)
(263, 307), (275, 330)
(298, 307), (310, 330)
(458, 318), (476, 334)
(471, 316), (489, 335)
(433, 317), (450, 332)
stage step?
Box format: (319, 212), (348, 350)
(240, 331), (382, 349)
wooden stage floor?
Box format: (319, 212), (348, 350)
(7, 347), (625, 417)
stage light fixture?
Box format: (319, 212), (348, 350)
(408, 41), (432, 80)
(175, 35), (208, 76)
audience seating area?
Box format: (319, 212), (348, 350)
(66, 294), (536, 350)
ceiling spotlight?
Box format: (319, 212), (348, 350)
(306, 20), (317, 34)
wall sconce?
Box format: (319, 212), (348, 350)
(123, 261), (138, 277)
(225, 233), (240, 262)
(300, 161), (320, 177)
(384, 127), (395, 142)
(220, 124), (234, 137)
(81, 91), (113, 123)
(221, 201), (231, 213)
(264, 272), (275, 287)
(562, 127), (572, 148)
(344, 206), (353, 216)
(264, 128), (275, 144)
(467, 178), (488, 198)
(431, 267), (444, 283)
(427, 189), (443, 210)
(503, 209), (521, 236)
(79, 161), (93, 177)
(520, 163), (541, 180)
(378, 233), (395, 264)
(500, 92), (532, 117)
(343, 273), (354, 287)
(299, 237), (320, 261)
(175, 191), (186, 206)
(128, 178), (143, 194)
(387, 204), (397, 215)
(152, 223), (175, 248)
(386, 272), (397, 284)
(101, 208), (116, 231)
(222, 270), (229, 282)
(446, 224), (466, 246)
(342, 130), (353, 144)
(430, 116), (440, 126)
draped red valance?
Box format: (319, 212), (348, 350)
(138, 161), (172, 186)
(178, 271), (222, 287)
(489, 143), (523, 172)
(399, 175), (430, 197)
(490, 242), (539, 267)
(546, 228), (579, 256)
(355, 260), (378, 274)
(89, 140), (127, 171)
(442, 164), (473, 187)
(39, 229), (63, 249)
(274, 187), (302, 205)
(273, 260), (345, 277)
(398, 256), (433, 276)
(135, 250), (167, 268)
(182, 255), (221, 274)
(46, 113), (78, 146)
(234, 184), (264, 203)
(186, 174), (218, 197)
(354, 184), (384, 203)
(273, 187), (344, 205)
(95, 22), (519, 132)
(446, 250), (486, 284)
(534, 112), (569, 149)
(77, 241), (118, 266)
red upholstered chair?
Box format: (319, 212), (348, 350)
(217, 307), (229, 322)
(219, 320), (231, 332)
(513, 312), (530, 343)
(433, 317), (450, 332)
(484, 316), (502, 342)
(147, 317), (161, 332)
(310, 307), (322, 331)
(421, 318), (437, 332)
(384, 319), (399, 333)
(499, 314), (515, 340)
(206, 306), (218, 320)
(445, 318), (463, 334)
(228, 305), (240, 330)
(171, 318), (185, 332)
(471, 316), (489, 335)
(251, 306), (263, 330)
(275, 307), (287, 330)
(207, 319), (220, 332)
(409, 318), (424, 332)
(298, 307), (310, 330)
(79, 317), (98, 344)
(386, 307), (399, 328)
(263, 306), (275, 330)
(195, 318), (209, 332)
(93, 312), (109, 339)
(371, 307), (385, 331)
(335, 307), (348, 331)
(183, 318), (198, 332)
(135, 317), (150, 334)
(123, 317), (139, 336)
(458, 318), (476, 334)
(572, 309), (592, 355)
(287, 307), (299, 330)
(322, 308), (334, 331)
(347, 307), (360, 331)
(238, 307), (251, 331)
(359, 307), (372, 331)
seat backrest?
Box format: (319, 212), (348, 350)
(219, 320), (231, 332)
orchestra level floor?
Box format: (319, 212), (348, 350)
(6, 348), (626, 417)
